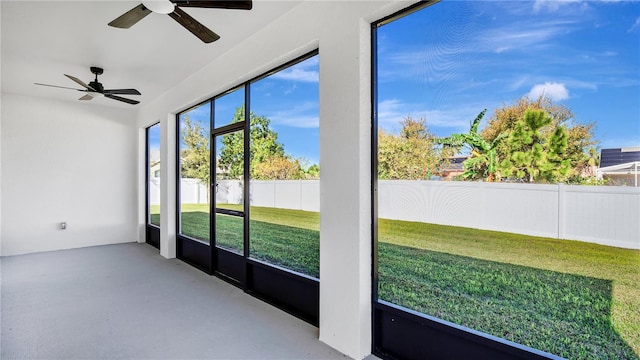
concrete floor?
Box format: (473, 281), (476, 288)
(1, 243), (349, 359)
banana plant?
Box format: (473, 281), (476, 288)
(436, 109), (507, 182)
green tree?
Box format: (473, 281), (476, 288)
(306, 164), (320, 179)
(499, 109), (571, 183)
(181, 117), (210, 186)
(378, 116), (448, 180)
(482, 95), (597, 180)
(218, 106), (290, 179)
(253, 155), (305, 180)
(435, 109), (507, 182)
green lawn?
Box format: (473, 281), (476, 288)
(149, 205), (160, 226)
(157, 204), (640, 359)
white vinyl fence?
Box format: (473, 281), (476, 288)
(377, 181), (639, 250)
(249, 180), (320, 212)
(150, 179), (640, 249)
(149, 178), (208, 205)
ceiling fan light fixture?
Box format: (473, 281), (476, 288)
(109, 1), (252, 43)
(142, 0), (175, 14)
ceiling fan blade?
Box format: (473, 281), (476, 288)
(105, 94), (140, 105)
(168, 7), (220, 43)
(172, 1), (252, 10)
(35, 83), (84, 91)
(103, 89), (142, 95)
(65, 74), (96, 91)
(108, 4), (153, 29)
(79, 94), (94, 101)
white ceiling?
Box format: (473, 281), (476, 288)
(1, 0), (301, 109)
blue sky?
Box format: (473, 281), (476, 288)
(161, 0), (640, 166)
(377, 0), (640, 149)
(147, 122), (161, 158)
(172, 56), (320, 165)
(251, 56), (320, 165)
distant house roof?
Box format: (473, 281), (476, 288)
(441, 156), (468, 172)
(598, 147), (640, 187)
(600, 147), (640, 168)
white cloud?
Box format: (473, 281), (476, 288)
(478, 19), (576, 54)
(271, 67), (319, 83)
(629, 17), (640, 32)
(533, 0), (585, 13)
(271, 57), (319, 83)
(273, 115), (319, 128)
(508, 76), (532, 92)
(284, 84), (297, 95)
(267, 101), (319, 128)
(527, 82), (570, 101)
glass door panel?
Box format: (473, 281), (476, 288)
(214, 130), (245, 255)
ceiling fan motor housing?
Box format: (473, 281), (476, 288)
(89, 67), (104, 92)
(90, 67), (103, 76)
(89, 81), (104, 92)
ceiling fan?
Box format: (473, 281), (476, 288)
(35, 67), (141, 105)
(108, 0), (253, 43)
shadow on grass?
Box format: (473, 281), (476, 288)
(379, 242), (638, 360)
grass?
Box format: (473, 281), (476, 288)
(153, 203), (639, 359)
(149, 205), (160, 227)
(379, 219), (639, 359)
(380, 243), (636, 359)
(152, 204), (320, 275)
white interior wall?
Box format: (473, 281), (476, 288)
(1, 93), (138, 256)
(135, 1), (415, 358)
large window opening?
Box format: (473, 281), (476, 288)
(248, 55), (320, 279)
(175, 51), (320, 323)
(373, 2), (639, 359)
(178, 102), (212, 244)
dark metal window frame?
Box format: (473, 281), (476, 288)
(174, 49), (321, 325)
(370, 2), (560, 359)
(145, 122), (161, 249)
